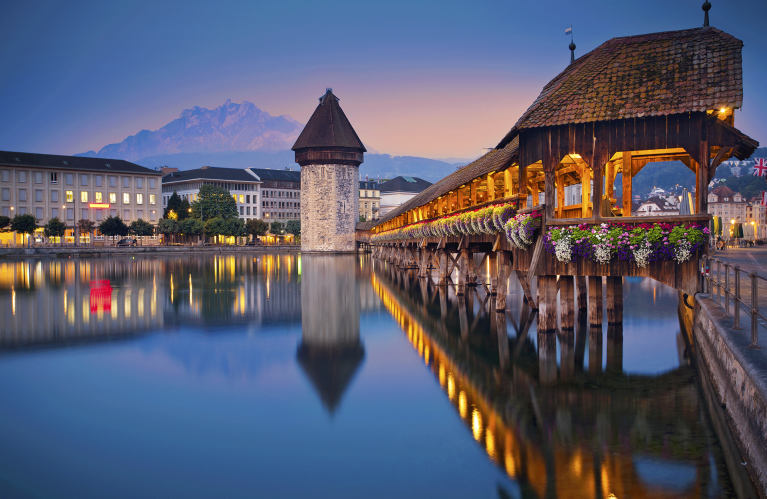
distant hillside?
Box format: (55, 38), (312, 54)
(77, 100), (303, 161)
(135, 151), (458, 183)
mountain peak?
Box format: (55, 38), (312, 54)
(84, 100), (304, 161)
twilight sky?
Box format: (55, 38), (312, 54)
(0, 0), (765, 160)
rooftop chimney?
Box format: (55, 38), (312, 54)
(160, 166), (179, 175)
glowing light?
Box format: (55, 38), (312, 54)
(447, 373), (456, 401)
(458, 390), (467, 418)
(719, 108), (727, 114)
(485, 427), (496, 458)
(11, 287), (15, 316)
(424, 344), (430, 365)
(471, 408), (482, 441)
(88, 203), (109, 209)
(504, 449), (517, 478)
(439, 364), (446, 387)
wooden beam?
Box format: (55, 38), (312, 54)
(588, 276), (603, 326)
(622, 151), (633, 217)
(581, 164), (591, 218)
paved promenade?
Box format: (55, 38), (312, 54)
(709, 246), (767, 330)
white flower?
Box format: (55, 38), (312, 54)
(674, 239), (692, 264)
(594, 242), (611, 265)
(554, 233), (573, 263)
(633, 242), (652, 268)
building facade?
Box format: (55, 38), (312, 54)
(253, 168), (301, 223)
(636, 196), (680, 216)
(161, 167), (262, 220)
(293, 89), (365, 252)
(708, 185), (748, 228)
(0, 151), (162, 245)
(359, 180), (380, 222)
(378, 176), (432, 217)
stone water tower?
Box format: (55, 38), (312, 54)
(292, 88), (366, 252)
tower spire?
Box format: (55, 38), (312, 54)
(702, 1), (711, 27)
(566, 25), (576, 64)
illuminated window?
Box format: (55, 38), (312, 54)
(239, 194), (244, 203)
(109, 192), (117, 204)
(95, 192), (102, 203)
(232, 194), (237, 201)
(123, 193), (130, 204)
(66, 191), (73, 203)
(136, 193), (143, 205)
(81, 191), (88, 203)
(149, 194), (156, 205)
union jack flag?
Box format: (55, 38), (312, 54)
(753, 158), (767, 176)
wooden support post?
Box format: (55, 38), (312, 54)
(697, 138), (710, 215)
(495, 250), (511, 311)
(544, 169), (555, 220)
(531, 179), (539, 209)
(588, 276), (603, 326)
(606, 276), (623, 324)
(606, 160), (614, 200)
(576, 276), (588, 310)
(556, 173), (565, 219)
(488, 251), (498, 295)
(581, 165), (591, 217)
(518, 162), (528, 209)
(606, 324), (623, 373)
(589, 326), (603, 375)
(470, 182), (477, 206)
(592, 156), (603, 221)
(516, 270), (536, 308)
(504, 169), (513, 198)
(438, 249), (448, 286)
(457, 248), (469, 295)
(559, 275), (575, 330)
(537, 275), (558, 332)
(622, 152), (632, 217)
(418, 248), (429, 278)
(487, 173), (495, 201)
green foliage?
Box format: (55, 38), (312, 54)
(203, 217), (226, 237)
(76, 219), (97, 236)
(156, 218), (179, 235)
(717, 171), (767, 199)
(177, 199), (191, 220)
(285, 220), (301, 237)
(221, 218), (246, 237)
(270, 220), (284, 235)
(616, 161), (695, 198)
(246, 218), (269, 237)
(0, 216), (10, 232)
(359, 215), (366, 222)
(99, 215), (130, 238)
(10, 214), (37, 235)
(129, 219), (155, 237)
(179, 217), (204, 236)
(163, 191), (182, 219)
(44, 217), (67, 239)
(190, 184), (238, 220)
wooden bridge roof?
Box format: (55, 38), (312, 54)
(373, 136), (518, 227)
(498, 27), (744, 148)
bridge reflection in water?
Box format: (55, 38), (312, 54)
(372, 260), (737, 499)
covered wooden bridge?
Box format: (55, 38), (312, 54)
(359, 26), (759, 332)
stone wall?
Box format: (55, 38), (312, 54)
(300, 163), (359, 252)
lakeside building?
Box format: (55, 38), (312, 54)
(359, 180), (380, 221)
(708, 184), (767, 239)
(254, 168), (301, 223)
(378, 176), (432, 217)
(0, 151), (162, 245)
(636, 196), (680, 216)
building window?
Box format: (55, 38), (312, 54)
(149, 194), (156, 205)
(80, 174), (88, 186)
(109, 176), (117, 188)
(149, 179), (156, 189)
(81, 191), (88, 203)
(239, 206), (244, 215)
(150, 210), (156, 221)
(1, 170), (8, 182)
(35, 207), (43, 219)
(136, 193), (144, 205)
(239, 195), (244, 203)
(66, 191), (73, 202)
(51, 190), (59, 202)
(1, 188), (8, 201)
(34, 172), (43, 184)
(110, 209), (116, 217)
(93, 192), (101, 203)
(51, 208), (58, 218)
(66, 174), (73, 185)
(18, 189), (26, 201)
(67, 208), (74, 220)
(50, 172), (58, 184)
(109, 192), (117, 204)
(246, 207), (250, 215)
(2, 207), (8, 217)
(123, 193), (130, 204)
(81, 208), (88, 220)
(137, 210), (143, 219)
(35, 190), (43, 202)
(18, 207), (26, 215)
(123, 210), (130, 221)
(18, 171), (26, 183)
(95, 176), (102, 187)
(246, 195), (250, 203)
(123, 177), (130, 188)
(136, 178), (143, 189)
(96, 210), (103, 221)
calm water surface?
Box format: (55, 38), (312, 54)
(0, 254), (746, 498)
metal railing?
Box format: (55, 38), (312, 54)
(700, 256), (767, 349)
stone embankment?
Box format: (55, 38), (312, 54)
(0, 245), (301, 258)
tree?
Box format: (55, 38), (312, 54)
(129, 219), (155, 238)
(99, 215), (130, 244)
(76, 219), (97, 244)
(179, 218), (204, 237)
(178, 199), (191, 220)
(0, 216), (10, 232)
(222, 218), (246, 238)
(246, 219), (269, 239)
(163, 191), (182, 219)
(10, 214), (37, 243)
(203, 217), (226, 241)
(359, 215), (366, 222)
(285, 220), (301, 237)
(270, 220), (284, 235)
(156, 218), (179, 244)
(44, 217), (67, 243)
(190, 184), (238, 220)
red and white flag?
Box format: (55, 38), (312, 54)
(753, 158), (767, 176)
(762, 191), (767, 207)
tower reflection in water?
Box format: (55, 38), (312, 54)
(372, 260), (740, 499)
(297, 254), (364, 414)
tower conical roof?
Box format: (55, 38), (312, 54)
(292, 89), (366, 152)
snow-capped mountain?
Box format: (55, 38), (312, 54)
(77, 100), (303, 161)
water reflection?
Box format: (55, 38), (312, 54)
(372, 261), (741, 499)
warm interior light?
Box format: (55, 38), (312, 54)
(719, 108), (727, 114)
